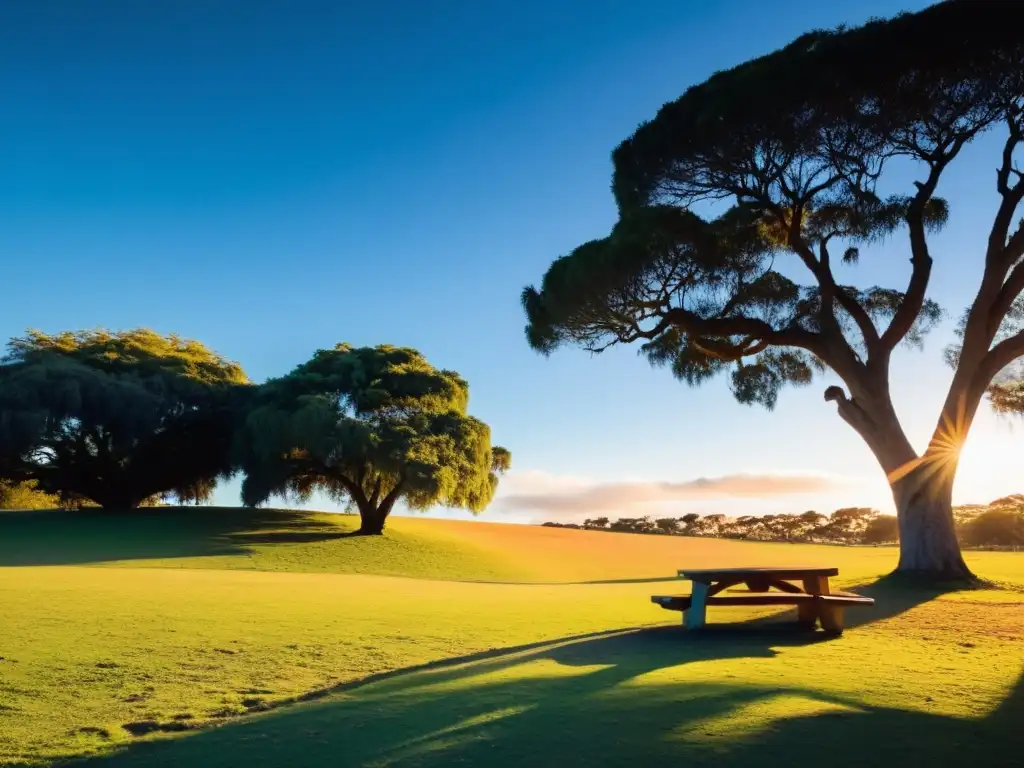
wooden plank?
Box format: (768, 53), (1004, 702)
(705, 594), (815, 606)
(659, 593), (819, 606)
(828, 590), (876, 601)
(766, 578), (805, 594)
(802, 574), (832, 596)
(650, 592), (872, 619)
(706, 578), (744, 598)
(650, 595), (692, 611)
(817, 594), (874, 605)
(652, 593), (872, 609)
(678, 566), (839, 580)
(685, 581), (709, 629)
(744, 576), (772, 593)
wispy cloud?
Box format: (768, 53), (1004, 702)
(492, 469), (849, 521)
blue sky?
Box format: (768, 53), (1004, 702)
(1, 0), (1020, 523)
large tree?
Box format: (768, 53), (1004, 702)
(0, 329), (250, 509)
(523, 1), (1024, 580)
(237, 343), (511, 535)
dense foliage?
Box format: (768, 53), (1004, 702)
(0, 331), (508, 528)
(0, 480), (59, 510)
(542, 495), (1024, 549)
(0, 329), (251, 509)
(236, 343), (510, 534)
(523, 1), (1024, 579)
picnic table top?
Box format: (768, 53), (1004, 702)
(677, 566), (839, 580)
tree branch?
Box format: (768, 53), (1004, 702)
(378, 477), (405, 513)
(658, 307), (822, 354)
(989, 258), (1024, 333)
(762, 201), (878, 356)
(878, 153), (954, 351)
(1008, 221), (1024, 264)
(817, 239), (880, 350)
(957, 118), (1024, 357)
(336, 473), (369, 509)
(975, 329), (1024, 394)
(368, 475), (383, 508)
(990, 112), (1024, 264)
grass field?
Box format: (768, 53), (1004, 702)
(1, 507), (1022, 767)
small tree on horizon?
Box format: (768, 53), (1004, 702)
(863, 515), (900, 545)
(522, 2), (1024, 581)
(236, 343), (511, 535)
(961, 509), (1024, 548)
(654, 517), (680, 534)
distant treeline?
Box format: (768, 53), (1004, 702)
(541, 496), (1024, 550)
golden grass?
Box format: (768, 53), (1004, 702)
(390, 516), (1024, 586)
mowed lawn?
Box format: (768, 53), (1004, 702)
(0, 509), (1022, 767)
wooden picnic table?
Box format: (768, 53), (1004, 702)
(651, 566), (873, 634)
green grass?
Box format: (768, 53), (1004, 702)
(0, 508), (532, 582)
(0, 507), (1022, 767)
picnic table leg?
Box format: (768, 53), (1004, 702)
(799, 575), (831, 629)
(796, 600), (818, 628)
(818, 604), (845, 634)
(685, 581), (709, 629)
(813, 578), (844, 635)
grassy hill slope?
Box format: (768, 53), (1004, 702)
(0, 508), (1021, 766)
(2, 506), (1022, 585)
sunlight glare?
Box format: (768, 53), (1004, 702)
(671, 693), (866, 746)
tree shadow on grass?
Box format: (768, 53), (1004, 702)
(69, 624), (832, 768)
(226, 529), (369, 545)
(0, 507), (357, 566)
(843, 571), (995, 629)
(69, 579), (1007, 768)
(712, 666), (1024, 768)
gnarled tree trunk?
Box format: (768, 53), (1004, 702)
(356, 504), (389, 535)
(828, 376), (977, 582)
(93, 490), (145, 510)
(890, 462), (971, 579)
(354, 491), (400, 536)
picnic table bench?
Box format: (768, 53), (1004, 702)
(651, 566), (873, 634)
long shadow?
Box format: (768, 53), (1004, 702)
(227, 529), (369, 544)
(719, 665), (1024, 768)
(66, 578), (986, 768)
(68, 624), (833, 768)
(0, 507), (358, 567)
(843, 572), (993, 630)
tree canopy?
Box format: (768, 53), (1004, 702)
(523, 0), (1024, 579)
(0, 329), (250, 509)
(236, 343), (510, 534)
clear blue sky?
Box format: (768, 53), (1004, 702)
(1, 0), (1019, 522)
